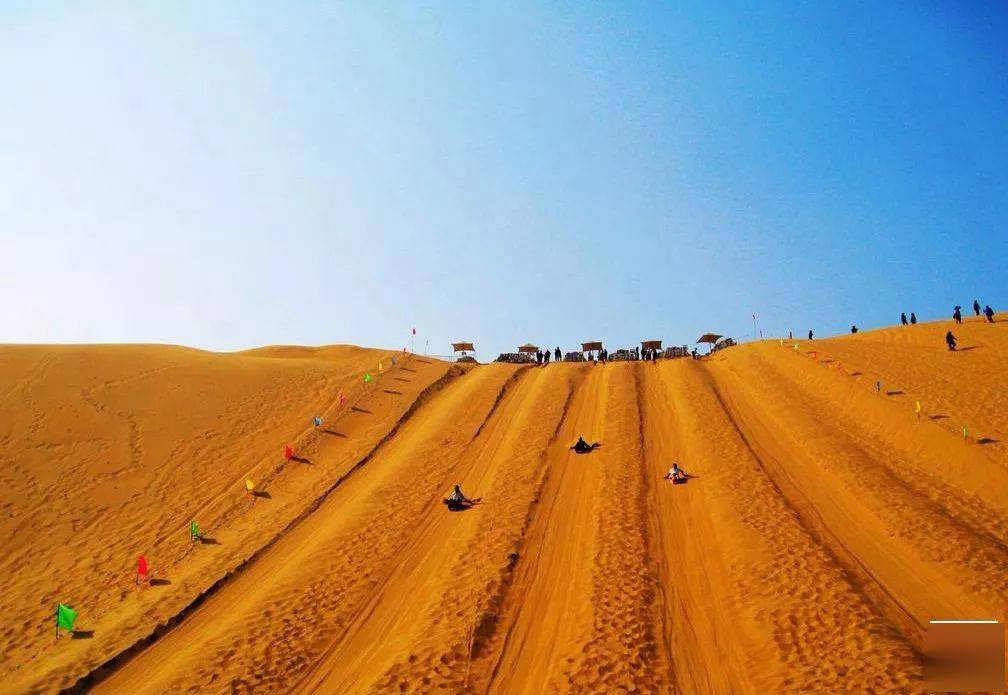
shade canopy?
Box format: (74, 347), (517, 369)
(641, 340), (662, 350)
(581, 341), (603, 352)
(452, 342), (475, 353)
(518, 344), (539, 353)
(696, 333), (722, 344)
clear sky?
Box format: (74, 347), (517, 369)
(2, 2), (1006, 359)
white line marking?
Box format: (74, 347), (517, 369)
(928, 619), (999, 624)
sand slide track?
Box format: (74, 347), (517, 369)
(667, 361), (917, 692)
(64, 361), (469, 693)
(87, 364), (521, 693)
(710, 351), (1008, 635)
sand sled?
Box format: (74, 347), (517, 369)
(672, 476), (688, 485)
(443, 497), (482, 511)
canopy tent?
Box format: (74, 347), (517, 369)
(518, 344), (540, 353)
(581, 341), (603, 352)
(696, 333), (722, 344)
(641, 340), (662, 350)
(452, 342), (475, 353)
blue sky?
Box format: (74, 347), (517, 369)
(2, 2), (1005, 358)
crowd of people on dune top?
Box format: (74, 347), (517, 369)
(457, 299), (1001, 513)
(796, 298), (998, 353)
(497, 342), (736, 365)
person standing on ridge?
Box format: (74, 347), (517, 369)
(946, 330), (958, 351)
(985, 305), (995, 323)
(901, 312), (908, 325)
(808, 330), (814, 340)
(555, 346), (561, 362)
(851, 325), (858, 334)
(910, 312), (917, 324)
(974, 299), (981, 317)
(953, 306), (962, 324)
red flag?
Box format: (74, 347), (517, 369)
(284, 444), (293, 460)
(137, 555), (148, 577)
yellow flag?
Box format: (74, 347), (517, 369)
(914, 401), (921, 413)
(245, 479), (255, 492)
(379, 361), (383, 372)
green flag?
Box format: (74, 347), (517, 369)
(56, 603), (77, 632)
(364, 372), (373, 383)
(190, 520), (199, 541)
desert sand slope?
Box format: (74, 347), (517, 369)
(6, 318), (1007, 693)
(0, 344), (449, 693)
(797, 312), (1007, 450)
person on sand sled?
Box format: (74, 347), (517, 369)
(444, 484), (481, 511)
(664, 463), (690, 484)
(571, 436), (599, 453)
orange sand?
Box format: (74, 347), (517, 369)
(1, 315), (1006, 693)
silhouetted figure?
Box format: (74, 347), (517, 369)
(910, 312), (917, 324)
(808, 330), (813, 340)
(974, 299), (981, 316)
(788, 330), (793, 340)
(544, 350), (550, 365)
(953, 306), (962, 324)
(851, 325), (858, 334)
(946, 330), (957, 351)
(901, 312), (908, 326)
(651, 348), (657, 362)
(555, 346), (561, 362)
(571, 436), (598, 453)
(536, 350), (542, 365)
(985, 305), (995, 323)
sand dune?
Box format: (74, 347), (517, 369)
(2, 316), (1006, 693)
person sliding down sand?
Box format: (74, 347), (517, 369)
(571, 436), (598, 453)
(664, 463), (689, 482)
(444, 484), (481, 511)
